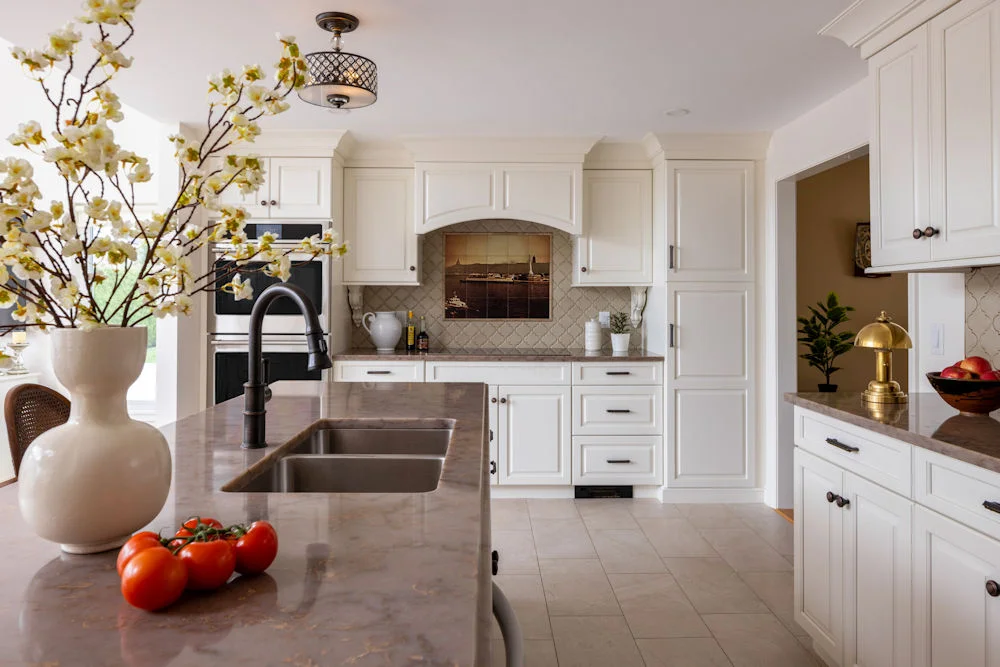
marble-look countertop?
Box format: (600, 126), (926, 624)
(786, 391), (1000, 474)
(0, 381), (492, 667)
(333, 347), (664, 362)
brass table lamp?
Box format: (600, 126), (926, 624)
(855, 311), (912, 404)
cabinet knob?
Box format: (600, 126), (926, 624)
(913, 226), (939, 239)
(409, 266), (416, 272)
(270, 199), (277, 206)
(260, 200), (268, 206)
(490, 460), (497, 476)
(491, 397), (497, 404)
(500, 397), (507, 404)
(581, 266), (588, 273)
(988, 580), (1000, 597)
(835, 496), (850, 508)
(826, 491), (837, 504)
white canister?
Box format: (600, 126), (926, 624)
(585, 318), (602, 351)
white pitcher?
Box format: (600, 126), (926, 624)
(363, 311), (403, 351)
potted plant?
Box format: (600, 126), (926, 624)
(797, 292), (856, 392)
(610, 311), (630, 353)
(5, 1), (347, 553)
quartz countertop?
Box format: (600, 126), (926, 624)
(333, 347), (664, 362)
(0, 381), (491, 667)
(786, 391), (1000, 474)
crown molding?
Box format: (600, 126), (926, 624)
(206, 129), (353, 157)
(643, 132), (771, 161)
(401, 136), (601, 164)
(583, 142), (653, 169)
(819, 0), (960, 58)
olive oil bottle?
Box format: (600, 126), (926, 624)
(405, 310), (416, 352)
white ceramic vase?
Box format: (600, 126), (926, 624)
(18, 328), (171, 554)
(610, 332), (631, 354)
(362, 311), (403, 351)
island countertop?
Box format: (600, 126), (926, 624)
(0, 381), (491, 667)
(786, 391), (1000, 474)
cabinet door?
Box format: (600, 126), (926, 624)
(500, 164), (582, 235)
(794, 448), (845, 666)
(575, 170), (652, 285)
(929, 0), (1000, 261)
(214, 158), (270, 218)
(343, 168), (419, 285)
(913, 505), (1000, 667)
(269, 158), (332, 219)
(666, 160), (754, 281)
(869, 25), (932, 267)
(844, 473), (912, 667)
(666, 283), (754, 488)
(497, 385), (571, 485)
(415, 163), (496, 232)
(489, 385), (499, 486)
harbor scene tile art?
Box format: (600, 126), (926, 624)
(444, 233), (552, 320)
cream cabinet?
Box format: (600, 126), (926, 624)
(414, 162), (582, 235)
(343, 168), (419, 285)
(497, 385), (572, 486)
(574, 170), (653, 285)
(215, 157), (332, 220)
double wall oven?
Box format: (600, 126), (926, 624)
(209, 222), (333, 404)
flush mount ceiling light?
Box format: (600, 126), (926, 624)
(664, 108), (691, 117)
(298, 12), (377, 110)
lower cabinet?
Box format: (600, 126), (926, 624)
(497, 385), (571, 485)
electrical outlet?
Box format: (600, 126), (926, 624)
(598, 311), (610, 328)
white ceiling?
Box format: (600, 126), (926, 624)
(0, 0), (865, 141)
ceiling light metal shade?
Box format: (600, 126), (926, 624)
(298, 12), (377, 110)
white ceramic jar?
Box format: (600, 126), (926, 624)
(585, 319), (602, 351)
(363, 311), (403, 351)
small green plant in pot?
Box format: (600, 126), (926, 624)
(797, 292), (856, 392)
(609, 311), (631, 353)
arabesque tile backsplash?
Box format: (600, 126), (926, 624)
(350, 219), (637, 350)
(966, 266), (1000, 361)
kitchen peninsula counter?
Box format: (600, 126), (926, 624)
(0, 381), (491, 666)
(334, 347), (665, 362)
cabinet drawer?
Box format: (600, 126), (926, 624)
(573, 386), (663, 435)
(333, 360), (424, 383)
(794, 407), (912, 496)
(425, 361), (570, 385)
(573, 436), (662, 485)
(572, 362), (662, 386)
(915, 447), (1000, 542)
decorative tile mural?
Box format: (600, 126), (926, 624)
(350, 219), (636, 350)
(967, 266), (1000, 362)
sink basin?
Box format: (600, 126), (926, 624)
(233, 454), (444, 493)
(288, 428), (451, 457)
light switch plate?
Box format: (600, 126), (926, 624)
(598, 311), (610, 328)
(930, 322), (944, 356)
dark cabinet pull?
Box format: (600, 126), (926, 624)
(826, 437), (859, 453)
(500, 397), (507, 404)
(269, 199), (277, 206)
(825, 491), (850, 508)
(835, 496), (850, 508)
(581, 266), (588, 273)
(409, 265), (416, 271)
(669, 244), (676, 269)
(366, 370), (391, 375)
(489, 429), (494, 442)
(605, 371), (631, 376)
(988, 580), (1000, 597)
(606, 459), (632, 464)
(606, 409), (632, 414)
(260, 200), (268, 206)
(669, 323), (675, 348)
(827, 491), (837, 504)
(912, 226), (939, 239)
(983, 501), (1000, 515)
(490, 460), (497, 475)
(492, 549), (499, 575)
(491, 397), (497, 404)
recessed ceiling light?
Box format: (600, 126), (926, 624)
(664, 108), (691, 117)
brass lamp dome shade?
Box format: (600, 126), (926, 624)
(854, 311), (912, 404)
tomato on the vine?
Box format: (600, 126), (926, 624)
(121, 546), (187, 611)
(174, 516), (224, 539)
(117, 532), (165, 576)
(232, 521), (278, 575)
(178, 539), (236, 590)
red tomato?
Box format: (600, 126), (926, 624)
(116, 532), (164, 576)
(178, 539), (236, 590)
(121, 547), (187, 611)
(174, 516), (224, 539)
(233, 521), (278, 575)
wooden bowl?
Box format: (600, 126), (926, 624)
(926, 372), (1000, 415)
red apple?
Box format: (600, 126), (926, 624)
(981, 370), (1000, 381)
(941, 366), (974, 379)
(959, 356), (994, 376)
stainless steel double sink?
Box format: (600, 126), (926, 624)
(225, 424), (453, 494)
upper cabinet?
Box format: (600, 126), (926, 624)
(415, 162), (582, 235)
(666, 160), (755, 282)
(343, 168), (419, 285)
(866, 0), (1000, 270)
(214, 157), (332, 220)
(574, 170), (653, 286)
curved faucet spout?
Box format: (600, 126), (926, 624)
(243, 283), (332, 449)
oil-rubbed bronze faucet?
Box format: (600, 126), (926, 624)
(243, 283), (332, 449)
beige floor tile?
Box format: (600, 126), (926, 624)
(740, 513), (794, 557)
(676, 504), (747, 528)
(627, 499), (685, 519)
(532, 518), (596, 559)
(494, 573), (552, 639)
(703, 613), (820, 667)
(551, 616), (646, 667)
(638, 517), (719, 557)
(528, 498), (580, 520)
(539, 558), (622, 616)
(524, 639), (559, 667)
(637, 638), (735, 667)
(492, 499), (531, 530)
(739, 571), (807, 637)
(492, 529), (539, 574)
(609, 573), (711, 639)
(663, 557), (769, 614)
(699, 528), (793, 572)
(577, 500), (641, 530)
(590, 529), (666, 573)
(726, 503), (781, 521)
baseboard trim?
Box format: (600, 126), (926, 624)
(489, 485), (662, 500)
(658, 487), (765, 503)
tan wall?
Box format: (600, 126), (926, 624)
(796, 156), (909, 392)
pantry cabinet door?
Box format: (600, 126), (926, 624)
(575, 170), (653, 285)
(913, 505), (1000, 667)
(269, 158), (332, 219)
(343, 168), (419, 285)
(498, 385), (571, 486)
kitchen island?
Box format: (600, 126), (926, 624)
(0, 381), (491, 667)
